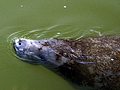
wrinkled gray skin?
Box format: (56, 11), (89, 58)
(13, 36), (120, 90)
(13, 38), (70, 66)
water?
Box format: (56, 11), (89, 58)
(1, 0), (120, 90)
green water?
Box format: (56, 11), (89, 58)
(0, 0), (120, 90)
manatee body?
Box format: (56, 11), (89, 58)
(13, 36), (120, 90)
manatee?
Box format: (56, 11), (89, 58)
(13, 35), (120, 90)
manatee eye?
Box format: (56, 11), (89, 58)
(19, 43), (21, 45)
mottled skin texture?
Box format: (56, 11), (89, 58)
(13, 36), (120, 90)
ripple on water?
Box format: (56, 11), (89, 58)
(6, 25), (103, 59)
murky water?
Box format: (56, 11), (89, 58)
(0, 0), (120, 90)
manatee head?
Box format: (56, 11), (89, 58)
(13, 38), (66, 66)
(13, 39), (53, 64)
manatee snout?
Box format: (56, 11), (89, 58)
(14, 39), (27, 51)
(13, 39), (53, 63)
(13, 39), (27, 59)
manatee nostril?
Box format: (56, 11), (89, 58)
(19, 43), (21, 45)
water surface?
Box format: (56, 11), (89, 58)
(0, 0), (120, 90)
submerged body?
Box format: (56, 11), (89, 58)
(13, 36), (120, 90)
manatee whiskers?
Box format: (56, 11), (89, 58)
(13, 35), (120, 90)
